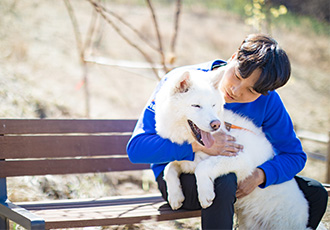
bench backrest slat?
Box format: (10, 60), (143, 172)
(0, 158), (149, 177)
(0, 119), (151, 177)
(0, 119), (137, 134)
(0, 135), (130, 159)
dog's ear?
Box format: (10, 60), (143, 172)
(175, 71), (191, 93)
(211, 71), (222, 89)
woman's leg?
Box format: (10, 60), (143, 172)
(201, 173), (237, 230)
(295, 175), (328, 229)
(157, 171), (237, 229)
(157, 171), (201, 210)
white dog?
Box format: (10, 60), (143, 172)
(154, 69), (310, 229)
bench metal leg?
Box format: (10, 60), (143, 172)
(0, 176), (7, 202)
(0, 177), (8, 229)
(0, 214), (9, 230)
(0, 201), (45, 230)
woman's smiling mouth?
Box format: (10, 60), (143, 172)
(225, 90), (236, 101)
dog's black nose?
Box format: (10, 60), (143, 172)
(210, 120), (221, 131)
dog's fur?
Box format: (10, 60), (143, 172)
(154, 69), (310, 229)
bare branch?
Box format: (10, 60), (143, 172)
(63, 0), (83, 59)
(145, 0), (168, 73)
(170, 0), (181, 56)
(63, 0), (90, 117)
(98, 3), (159, 53)
(85, 57), (164, 69)
(87, 0), (161, 79)
(83, 4), (99, 54)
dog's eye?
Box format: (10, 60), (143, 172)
(212, 104), (216, 107)
(191, 104), (201, 108)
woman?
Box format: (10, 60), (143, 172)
(127, 34), (328, 229)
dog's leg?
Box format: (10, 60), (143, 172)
(163, 162), (185, 210)
(195, 163), (216, 209)
(195, 155), (252, 209)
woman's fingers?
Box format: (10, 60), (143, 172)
(200, 130), (244, 156)
(225, 143), (243, 152)
(225, 135), (236, 142)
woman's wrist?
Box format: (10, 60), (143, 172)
(256, 168), (266, 185)
(191, 141), (203, 153)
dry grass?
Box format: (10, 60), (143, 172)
(1, 0), (329, 229)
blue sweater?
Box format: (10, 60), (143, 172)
(127, 60), (307, 188)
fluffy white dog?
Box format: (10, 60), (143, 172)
(154, 69), (310, 229)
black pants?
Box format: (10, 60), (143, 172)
(157, 172), (328, 230)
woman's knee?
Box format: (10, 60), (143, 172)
(314, 184), (328, 208)
(295, 176), (328, 205)
(214, 173), (237, 197)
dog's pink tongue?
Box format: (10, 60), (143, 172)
(201, 131), (215, 148)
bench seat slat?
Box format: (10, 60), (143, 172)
(0, 135), (130, 159)
(0, 158), (150, 177)
(0, 119), (137, 135)
(17, 195), (201, 229)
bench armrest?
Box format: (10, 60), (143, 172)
(0, 201), (45, 230)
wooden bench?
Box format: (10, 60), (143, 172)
(0, 119), (329, 230)
(0, 119), (200, 230)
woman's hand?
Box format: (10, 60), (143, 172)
(236, 168), (266, 199)
(192, 130), (243, 156)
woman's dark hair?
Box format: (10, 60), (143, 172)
(236, 34), (291, 95)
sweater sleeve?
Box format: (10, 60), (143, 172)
(126, 97), (194, 165)
(257, 92), (307, 188)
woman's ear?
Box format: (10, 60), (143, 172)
(228, 52), (237, 62)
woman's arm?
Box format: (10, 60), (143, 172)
(126, 109), (194, 164)
(258, 92), (307, 188)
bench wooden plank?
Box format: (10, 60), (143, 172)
(0, 119), (137, 135)
(0, 158), (150, 177)
(0, 135), (131, 159)
(17, 194), (201, 229)
(323, 184), (330, 196)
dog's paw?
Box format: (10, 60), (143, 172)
(198, 189), (215, 209)
(195, 169), (215, 209)
(168, 190), (185, 210)
(196, 175), (215, 209)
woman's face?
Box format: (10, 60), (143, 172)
(219, 58), (262, 103)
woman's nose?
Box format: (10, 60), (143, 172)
(231, 85), (242, 96)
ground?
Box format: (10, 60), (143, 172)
(1, 0), (329, 229)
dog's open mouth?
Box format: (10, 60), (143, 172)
(188, 120), (215, 148)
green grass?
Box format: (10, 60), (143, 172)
(99, 0), (329, 36)
(180, 0), (330, 36)
(270, 10), (329, 36)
